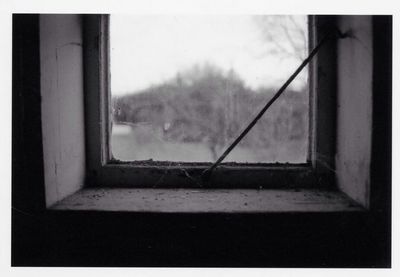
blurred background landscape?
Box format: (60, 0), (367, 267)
(110, 15), (309, 163)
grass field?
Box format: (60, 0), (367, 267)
(111, 125), (306, 163)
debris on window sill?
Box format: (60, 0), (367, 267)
(51, 188), (364, 213)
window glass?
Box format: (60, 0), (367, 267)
(110, 15), (308, 163)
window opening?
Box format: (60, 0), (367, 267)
(109, 15), (310, 164)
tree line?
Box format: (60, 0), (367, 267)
(112, 64), (308, 160)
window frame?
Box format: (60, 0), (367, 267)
(83, 14), (336, 189)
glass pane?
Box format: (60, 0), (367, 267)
(110, 15), (309, 163)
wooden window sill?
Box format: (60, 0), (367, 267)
(50, 188), (364, 213)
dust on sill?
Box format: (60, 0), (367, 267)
(51, 188), (364, 213)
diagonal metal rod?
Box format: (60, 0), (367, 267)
(202, 30), (339, 180)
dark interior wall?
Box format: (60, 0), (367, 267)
(371, 16), (392, 215)
(12, 14), (46, 214)
(11, 211), (389, 267)
(11, 14), (391, 267)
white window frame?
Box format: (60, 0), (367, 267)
(83, 15), (337, 189)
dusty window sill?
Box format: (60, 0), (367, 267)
(50, 188), (364, 213)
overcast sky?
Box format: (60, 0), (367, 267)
(110, 15), (308, 95)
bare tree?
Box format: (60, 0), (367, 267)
(253, 15), (308, 62)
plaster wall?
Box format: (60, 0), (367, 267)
(336, 16), (373, 207)
(40, 15), (86, 206)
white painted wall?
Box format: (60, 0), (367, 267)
(336, 16), (373, 208)
(40, 15), (86, 207)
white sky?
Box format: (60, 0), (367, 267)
(110, 15), (308, 95)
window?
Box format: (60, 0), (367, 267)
(109, 15), (309, 164)
(84, 14), (336, 189)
